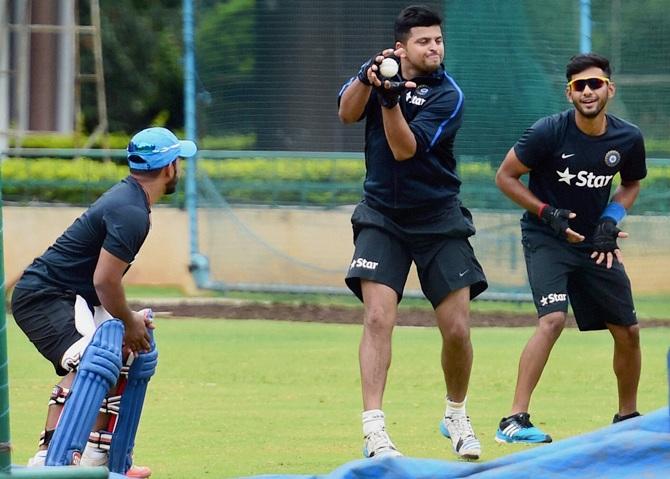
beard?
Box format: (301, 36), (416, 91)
(165, 176), (179, 195)
(412, 54), (442, 75)
(574, 97), (607, 118)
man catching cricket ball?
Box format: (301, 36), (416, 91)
(338, 4), (488, 460)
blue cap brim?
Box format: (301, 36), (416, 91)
(127, 127), (198, 170)
(128, 141), (197, 170)
(179, 140), (197, 158)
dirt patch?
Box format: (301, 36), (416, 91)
(129, 299), (670, 328)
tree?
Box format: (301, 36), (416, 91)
(81, 0), (184, 133)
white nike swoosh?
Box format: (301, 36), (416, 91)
(459, 269), (469, 277)
(561, 153), (575, 159)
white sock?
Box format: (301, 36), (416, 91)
(445, 396), (467, 417)
(80, 443), (108, 467)
(27, 449), (48, 467)
(362, 409), (386, 437)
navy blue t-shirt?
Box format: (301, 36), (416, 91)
(515, 110), (646, 243)
(16, 176), (151, 306)
(339, 65), (464, 213)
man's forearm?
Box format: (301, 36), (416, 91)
(382, 106), (416, 160)
(610, 181), (640, 210)
(95, 279), (133, 325)
(495, 174), (543, 215)
(338, 79), (371, 124)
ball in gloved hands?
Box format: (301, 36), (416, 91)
(379, 57), (399, 78)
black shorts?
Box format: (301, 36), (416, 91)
(522, 229), (637, 331)
(11, 287), (84, 376)
(345, 202), (488, 307)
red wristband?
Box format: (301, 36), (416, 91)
(537, 203), (548, 218)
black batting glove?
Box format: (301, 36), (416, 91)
(356, 53), (383, 86)
(539, 204), (572, 236)
(592, 218), (621, 253)
(375, 80), (410, 108)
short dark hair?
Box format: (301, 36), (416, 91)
(129, 158), (175, 177)
(129, 168), (163, 178)
(394, 5), (442, 43)
(566, 53), (612, 80)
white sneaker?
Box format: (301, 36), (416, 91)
(80, 444), (152, 478)
(28, 445), (109, 468)
(439, 415), (481, 460)
(80, 444), (107, 466)
(27, 449), (47, 467)
(25, 444), (150, 476)
(363, 429), (403, 458)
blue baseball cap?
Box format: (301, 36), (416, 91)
(127, 127), (198, 171)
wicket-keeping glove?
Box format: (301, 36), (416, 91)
(592, 217), (621, 253)
(539, 204), (572, 236)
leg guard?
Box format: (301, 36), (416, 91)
(108, 334), (158, 474)
(79, 360), (130, 466)
(46, 319), (124, 466)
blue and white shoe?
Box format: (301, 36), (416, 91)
(363, 429), (403, 459)
(495, 412), (552, 444)
(439, 415), (481, 460)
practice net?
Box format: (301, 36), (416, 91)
(191, 0), (670, 298)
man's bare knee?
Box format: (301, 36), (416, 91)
(610, 323), (640, 348)
(435, 288), (470, 339)
(538, 312), (566, 338)
(363, 304), (395, 334)
(438, 315), (470, 343)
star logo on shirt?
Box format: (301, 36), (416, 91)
(556, 167), (576, 185)
(540, 296), (548, 306)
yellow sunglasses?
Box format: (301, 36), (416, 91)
(567, 76), (610, 92)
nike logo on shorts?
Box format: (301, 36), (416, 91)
(561, 153), (575, 159)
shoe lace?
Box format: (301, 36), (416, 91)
(446, 415), (476, 439)
(366, 429), (396, 453)
(513, 413), (534, 428)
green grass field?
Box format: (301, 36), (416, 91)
(124, 286), (670, 321)
(6, 317), (669, 478)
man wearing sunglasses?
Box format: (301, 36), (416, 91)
(494, 53), (646, 444)
(11, 127), (197, 476)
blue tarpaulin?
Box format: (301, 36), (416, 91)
(243, 407), (670, 479)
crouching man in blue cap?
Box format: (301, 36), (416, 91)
(11, 127), (197, 477)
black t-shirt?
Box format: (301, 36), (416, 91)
(16, 176), (151, 306)
(338, 65), (464, 213)
(515, 110), (646, 243)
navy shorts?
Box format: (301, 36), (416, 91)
(345, 202), (487, 307)
(522, 228), (637, 331)
(11, 287), (83, 375)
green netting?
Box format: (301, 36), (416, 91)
(194, 0), (670, 158)
(190, 0), (670, 296)
(590, 0), (670, 148)
(446, 0), (575, 160)
(0, 168), (9, 472)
